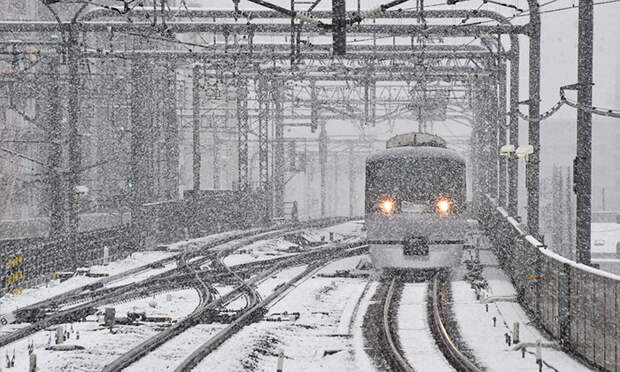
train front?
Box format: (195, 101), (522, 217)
(365, 145), (467, 273)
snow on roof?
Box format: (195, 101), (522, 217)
(386, 132), (447, 149)
(366, 145), (465, 164)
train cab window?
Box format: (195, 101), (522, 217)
(366, 156), (465, 212)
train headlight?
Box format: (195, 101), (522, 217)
(379, 199), (395, 215)
(435, 198), (452, 215)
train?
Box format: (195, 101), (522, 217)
(365, 132), (467, 275)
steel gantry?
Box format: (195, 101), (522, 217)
(1, 1), (547, 239)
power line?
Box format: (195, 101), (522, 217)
(456, 0), (620, 28)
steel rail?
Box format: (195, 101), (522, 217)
(100, 281), (252, 372)
(430, 274), (482, 372)
(1, 218), (355, 347)
(172, 242), (368, 371)
(382, 277), (417, 372)
(101, 220), (361, 371)
(6, 229), (265, 320)
(0, 271), (217, 347)
(7, 218), (350, 320)
(103, 242), (362, 372)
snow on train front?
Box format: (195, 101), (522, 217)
(365, 132), (467, 276)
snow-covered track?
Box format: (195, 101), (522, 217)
(0, 270), (219, 347)
(382, 277), (417, 372)
(101, 226), (365, 372)
(0, 231), (274, 346)
(7, 217), (351, 323)
(429, 274), (482, 372)
(173, 242), (369, 371)
(103, 242), (366, 371)
(100, 280), (249, 372)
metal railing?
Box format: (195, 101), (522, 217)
(0, 225), (137, 296)
(0, 191), (268, 296)
(479, 194), (619, 372)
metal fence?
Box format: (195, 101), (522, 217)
(480, 195), (619, 372)
(0, 191), (267, 296)
(140, 190), (265, 247)
(0, 225), (136, 295)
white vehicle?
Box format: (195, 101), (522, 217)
(365, 132), (467, 276)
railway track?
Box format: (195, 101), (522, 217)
(429, 274), (482, 372)
(378, 273), (481, 372)
(1, 218), (356, 348)
(7, 217), (350, 322)
(382, 277), (416, 372)
(172, 242), (369, 371)
(103, 241), (367, 372)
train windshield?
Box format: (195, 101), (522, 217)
(366, 157), (465, 203)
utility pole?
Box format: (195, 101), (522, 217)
(273, 80), (285, 218)
(333, 154), (339, 216)
(508, 43), (520, 217)
(47, 49), (64, 237)
(163, 60), (179, 199)
(348, 146), (355, 217)
(575, 0), (593, 265)
(566, 167), (575, 259)
(487, 84), (499, 199)
(192, 65), (201, 193)
(212, 113), (220, 190)
(236, 78), (249, 191)
(258, 77), (271, 222)
(498, 61), (508, 207)
(332, 0), (346, 55)
(66, 28), (81, 268)
(527, 7), (541, 238)
(319, 122), (327, 217)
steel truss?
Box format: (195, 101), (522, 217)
(1, 2), (543, 231)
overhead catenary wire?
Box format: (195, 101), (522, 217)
(453, 0), (620, 28)
(507, 87), (620, 122)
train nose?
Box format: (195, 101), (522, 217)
(403, 235), (429, 256)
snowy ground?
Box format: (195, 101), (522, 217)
(398, 283), (454, 372)
(0, 250), (175, 314)
(191, 255), (376, 372)
(321, 220), (365, 238)
(104, 261), (177, 289)
(3, 288), (200, 371)
(124, 323), (226, 372)
(221, 220), (365, 267)
(222, 237), (298, 267)
(163, 229), (260, 252)
(451, 248), (594, 372)
(255, 265), (308, 298)
(1, 229), (277, 317)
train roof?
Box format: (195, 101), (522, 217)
(366, 145), (465, 164)
(386, 132), (447, 149)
